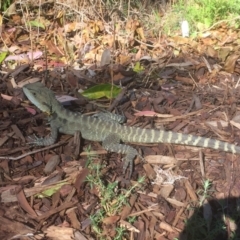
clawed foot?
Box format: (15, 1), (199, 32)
(26, 135), (42, 145)
(122, 154), (145, 177)
(26, 135), (47, 146)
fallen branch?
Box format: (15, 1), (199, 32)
(0, 142), (65, 161)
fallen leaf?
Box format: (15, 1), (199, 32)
(100, 48), (111, 66)
(5, 51), (43, 61)
(25, 106), (37, 115)
(81, 83), (122, 99)
(224, 53), (240, 73)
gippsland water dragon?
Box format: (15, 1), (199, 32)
(23, 82), (240, 175)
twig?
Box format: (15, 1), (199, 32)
(0, 142), (65, 161)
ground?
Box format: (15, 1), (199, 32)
(1, 1), (240, 240)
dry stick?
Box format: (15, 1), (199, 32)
(0, 142), (65, 161)
(36, 199), (78, 221)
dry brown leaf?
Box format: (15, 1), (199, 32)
(74, 169), (89, 193)
(96, 20), (104, 32)
(42, 39), (64, 56)
(136, 27), (146, 41)
(102, 215), (120, 224)
(113, 72), (125, 82)
(224, 53), (240, 73)
(217, 47), (232, 61)
(118, 54), (132, 65)
(66, 208), (81, 229)
(101, 48), (111, 66)
(64, 22), (80, 33)
(172, 36), (190, 45)
(15, 187), (38, 217)
(81, 28), (90, 42)
(201, 37), (217, 46)
(121, 194), (138, 220)
(135, 47), (142, 61)
(206, 46), (217, 58)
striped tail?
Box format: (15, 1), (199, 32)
(121, 127), (240, 154)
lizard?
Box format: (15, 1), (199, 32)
(23, 82), (240, 176)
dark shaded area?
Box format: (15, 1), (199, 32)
(180, 197), (240, 240)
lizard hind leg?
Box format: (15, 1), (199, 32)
(102, 133), (139, 176)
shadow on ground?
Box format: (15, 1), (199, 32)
(179, 197), (240, 240)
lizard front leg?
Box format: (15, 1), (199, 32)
(28, 123), (59, 146)
(102, 133), (139, 176)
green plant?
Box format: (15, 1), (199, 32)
(1, 0), (12, 12)
(85, 146), (145, 239)
(184, 208), (227, 240)
(115, 227), (127, 240)
(127, 216), (137, 224)
(162, 0), (240, 35)
(183, 179), (234, 240)
(197, 179), (212, 206)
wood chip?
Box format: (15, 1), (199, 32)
(11, 124), (25, 142)
(166, 197), (185, 207)
(44, 155), (60, 175)
(143, 163), (156, 179)
(145, 155), (177, 164)
(0, 132), (15, 147)
(160, 184), (174, 198)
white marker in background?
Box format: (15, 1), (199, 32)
(181, 20), (189, 37)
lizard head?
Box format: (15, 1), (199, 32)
(23, 82), (57, 114)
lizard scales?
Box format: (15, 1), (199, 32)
(23, 82), (240, 175)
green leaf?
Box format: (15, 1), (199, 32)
(133, 61), (144, 73)
(81, 83), (122, 99)
(0, 52), (8, 63)
(35, 182), (66, 198)
(28, 20), (45, 29)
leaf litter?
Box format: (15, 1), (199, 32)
(1, 1), (240, 239)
